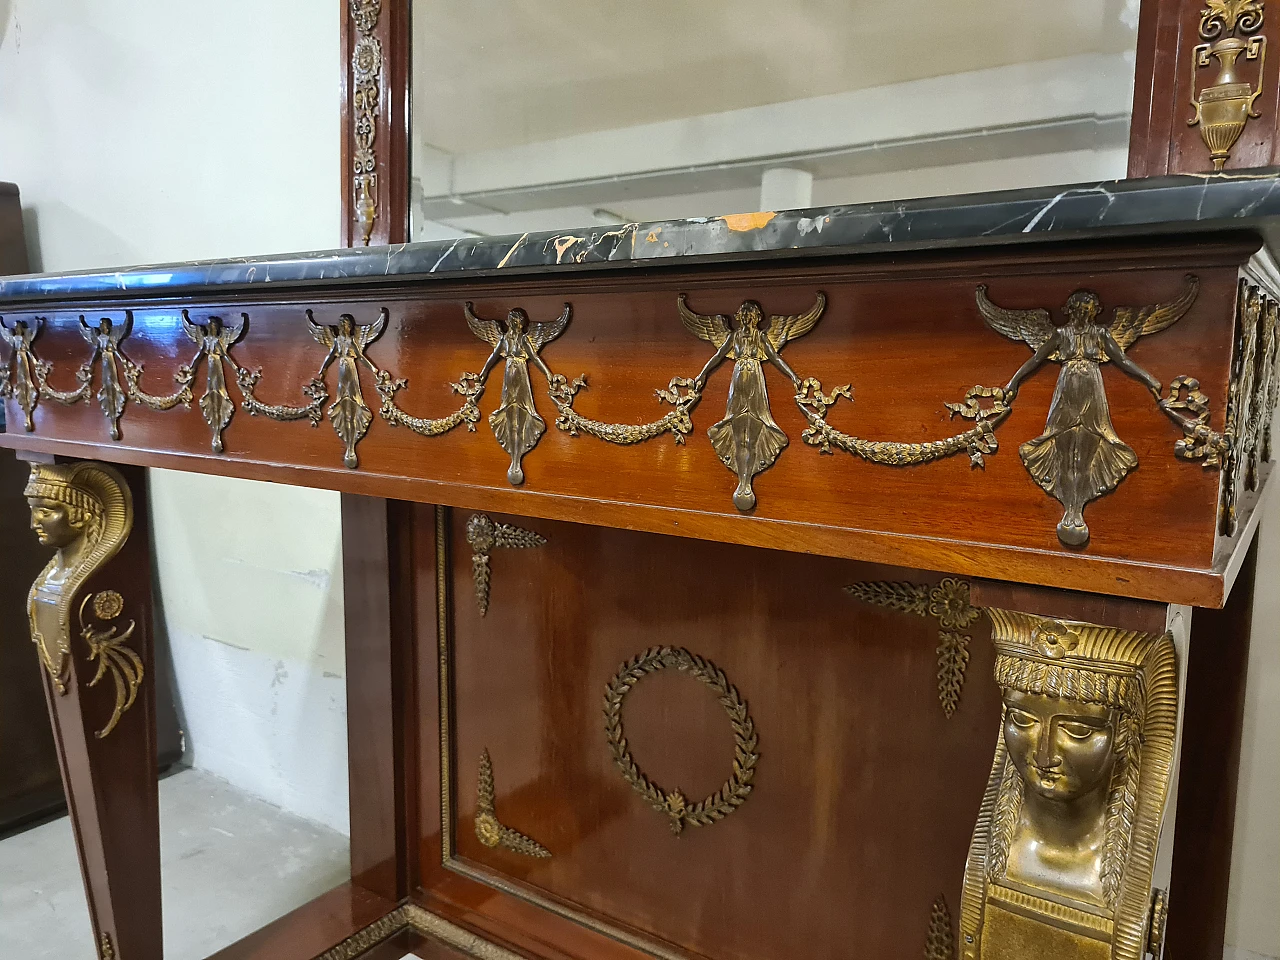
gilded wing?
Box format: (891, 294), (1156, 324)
(464, 302), (503, 348)
(0, 318), (14, 348)
(765, 291), (827, 352)
(356, 308), (389, 352)
(676, 295), (731, 349)
(78, 315), (99, 347)
(527, 303), (571, 352)
(221, 313), (249, 349)
(180, 309), (203, 346)
(975, 285), (1056, 351)
(110, 311), (133, 345)
(1109, 275), (1200, 352)
(306, 310), (335, 348)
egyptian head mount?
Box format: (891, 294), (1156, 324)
(25, 462), (135, 698)
(961, 609), (1178, 960)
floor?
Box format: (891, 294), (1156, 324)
(0, 767), (350, 960)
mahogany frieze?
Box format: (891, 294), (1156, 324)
(2, 246), (1268, 601)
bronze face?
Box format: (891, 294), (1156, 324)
(28, 497), (81, 549)
(1002, 690), (1117, 803)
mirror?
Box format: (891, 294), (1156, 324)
(410, 1), (1140, 239)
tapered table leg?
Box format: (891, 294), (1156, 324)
(22, 458), (161, 960)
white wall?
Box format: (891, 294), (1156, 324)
(0, 0), (349, 832)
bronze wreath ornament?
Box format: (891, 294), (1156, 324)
(603, 646), (759, 835)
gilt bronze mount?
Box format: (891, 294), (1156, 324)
(845, 578), (981, 718)
(960, 610), (1178, 960)
(25, 461), (136, 724)
(604, 646), (758, 836)
(1190, 0), (1267, 170)
(474, 748), (551, 859)
(465, 513), (546, 615)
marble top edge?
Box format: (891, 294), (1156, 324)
(3, 169), (1280, 304)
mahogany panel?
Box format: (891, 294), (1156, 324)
(0, 238), (1255, 606)
(969, 579), (1170, 633)
(439, 511), (1001, 960)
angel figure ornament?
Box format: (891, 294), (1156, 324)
(677, 292), (826, 510)
(465, 301), (571, 485)
(976, 276), (1199, 546)
(308, 308), (387, 469)
(79, 314), (134, 440)
(181, 310), (247, 454)
(0, 316), (42, 430)
(961, 610), (1177, 960)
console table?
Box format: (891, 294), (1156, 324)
(2, 169), (1278, 960)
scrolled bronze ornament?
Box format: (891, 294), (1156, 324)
(960, 610), (1178, 960)
(465, 513), (545, 616)
(604, 646), (758, 836)
(25, 462), (134, 700)
(845, 578), (982, 718)
(79, 590), (143, 739)
(677, 292), (826, 510)
(350, 0), (382, 244)
(0, 316), (43, 430)
(977, 276), (1206, 547)
(32, 314), (141, 439)
(1190, 0), (1267, 171)
(474, 748), (551, 858)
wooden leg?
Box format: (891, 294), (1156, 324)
(25, 459), (161, 960)
(341, 493), (420, 901)
(1164, 537), (1260, 959)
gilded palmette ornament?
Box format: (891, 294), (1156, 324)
(1190, 0), (1267, 170)
(604, 646), (758, 835)
(0, 316), (43, 430)
(79, 590), (143, 739)
(25, 462), (134, 700)
(845, 578), (981, 717)
(960, 611), (1179, 960)
(465, 302), (573, 484)
(474, 748), (551, 858)
(677, 293), (826, 510)
(309, 308), (387, 468)
(465, 513), (545, 616)
(977, 276), (1203, 546)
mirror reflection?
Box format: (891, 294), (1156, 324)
(411, 0), (1140, 239)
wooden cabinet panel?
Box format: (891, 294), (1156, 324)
(433, 510), (1003, 959)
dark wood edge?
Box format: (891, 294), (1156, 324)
(0, 431), (1240, 608)
(203, 882), (399, 960)
(969, 580), (1171, 633)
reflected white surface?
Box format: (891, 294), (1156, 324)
(410, 0), (1140, 238)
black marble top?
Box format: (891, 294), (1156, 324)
(6, 170), (1280, 303)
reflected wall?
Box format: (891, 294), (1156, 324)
(409, 0), (1140, 238)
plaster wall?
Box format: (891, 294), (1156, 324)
(0, 0), (349, 832)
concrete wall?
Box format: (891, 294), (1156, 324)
(0, 0), (349, 832)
